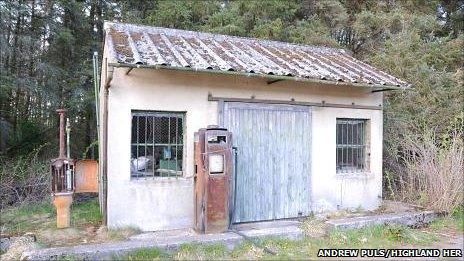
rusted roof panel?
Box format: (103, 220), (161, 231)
(104, 22), (409, 88)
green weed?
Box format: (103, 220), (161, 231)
(324, 224), (437, 249)
(70, 198), (102, 227)
(176, 243), (229, 260)
(451, 205), (464, 232)
(260, 237), (314, 259)
(230, 241), (260, 259)
(119, 223), (445, 260)
(120, 248), (169, 260)
(0, 200), (54, 235)
(56, 254), (80, 261)
(429, 213), (464, 233)
(0, 198), (102, 236)
(105, 227), (142, 241)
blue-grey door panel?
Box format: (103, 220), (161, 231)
(223, 102), (311, 223)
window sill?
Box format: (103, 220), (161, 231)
(131, 169), (183, 179)
(130, 176), (191, 182)
(336, 172), (373, 179)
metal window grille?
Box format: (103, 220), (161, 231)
(336, 118), (367, 173)
(131, 111), (184, 178)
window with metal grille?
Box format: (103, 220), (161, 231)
(336, 118), (367, 173)
(130, 111), (184, 178)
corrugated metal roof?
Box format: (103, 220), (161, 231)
(104, 22), (409, 88)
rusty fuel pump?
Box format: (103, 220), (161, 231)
(50, 109), (74, 228)
(194, 125), (233, 234)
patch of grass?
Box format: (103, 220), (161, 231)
(175, 243), (229, 260)
(1, 201), (54, 222)
(0, 198), (102, 236)
(106, 227), (142, 241)
(252, 225), (436, 259)
(114, 220), (458, 260)
(0, 200), (54, 235)
(120, 248), (170, 260)
(457, 217), (464, 232)
(429, 214), (464, 233)
(270, 225), (435, 258)
(326, 225), (437, 249)
(260, 237), (313, 260)
(230, 241), (263, 259)
(385, 225), (437, 245)
(327, 225), (392, 248)
(451, 205), (464, 232)
(122, 244), (230, 260)
(71, 198), (102, 227)
(118, 224), (441, 260)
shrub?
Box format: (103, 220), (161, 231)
(0, 144), (51, 208)
(385, 127), (464, 213)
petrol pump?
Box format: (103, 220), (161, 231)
(50, 109), (74, 228)
(194, 125), (233, 234)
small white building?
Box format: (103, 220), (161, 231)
(99, 22), (409, 231)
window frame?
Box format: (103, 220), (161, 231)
(130, 110), (186, 179)
(336, 118), (369, 174)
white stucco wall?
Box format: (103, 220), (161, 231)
(102, 67), (383, 231)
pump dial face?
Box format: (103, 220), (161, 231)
(209, 154), (224, 174)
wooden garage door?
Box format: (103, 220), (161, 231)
(223, 102), (311, 223)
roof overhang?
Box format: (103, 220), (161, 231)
(108, 62), (410, 91)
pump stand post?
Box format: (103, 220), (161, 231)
(57, 109), (67, 159)
(53, 192), (73, 228)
